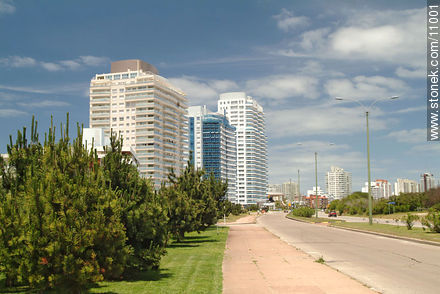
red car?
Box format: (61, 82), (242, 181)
(328, 211), (337, 217)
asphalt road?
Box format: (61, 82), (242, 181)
(258, 212), (440, 294)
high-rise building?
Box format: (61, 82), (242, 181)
(362, 179), (392, 199)
(420, 173), (436, 192)
(326, 166), (352, 199)
(281, 181), (298, 203)
(89, 59), (188, 186)
(202, 113), (237, 202)
(394, 178), (420, 195)
(188, 106), (237, 202)
(218, 92), (267, 205)
(268, 184), (282, 193)
(188, 106), (208, 169)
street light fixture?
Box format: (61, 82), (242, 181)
(335, 96), (399, 225)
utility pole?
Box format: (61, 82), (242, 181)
(297, 169), (301, 205)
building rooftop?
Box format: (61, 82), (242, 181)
(110, 59), (158, 74)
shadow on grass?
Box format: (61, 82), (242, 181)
(0, 269), (173, 294)
(168, 236), (219, 248)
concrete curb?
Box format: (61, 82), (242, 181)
(285, 215), (440, 247)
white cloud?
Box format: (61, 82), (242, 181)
(300, 28), (330, 51)
(0, 82), (89, 97)
(0, 84), (51, 94)
(274, 9), (309, 31)
(60, 60), (81, 70)
(410, 143), (440, 153)
(0, 0), (15, 14)
(272, 8), (425, 67)
(246, 74), (319, 100)
(169, 76), (238, 107)
(41, 62), (63, 71)
(266, 105), (390, 138)
(392, 106), (424, 114)
(395, 66), (425, 79)
(325, 75), (407, 102)
(0, 56), (36, 67)
(78, 56), (109, 66)
(387, 128), (426, 144)
(17, 100), (70, 108)
(0, 109), (26, 117)
(0, 55), (109, 71)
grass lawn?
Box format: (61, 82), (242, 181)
(341, 211), (429, 220)
(0, 226), (229, 294)
(331, 222), (440, 243)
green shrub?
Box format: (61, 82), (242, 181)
(401, 213), (419, 230)
(291, 207), (315, 218)
(421, 211), (440, 233)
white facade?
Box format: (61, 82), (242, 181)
(281, 181), (298, 202)
(361, 179), (392, 199)
(188, 105), (208, 170)
(326, 166), (352, 199)
(394, 178), (420, 195)
(307, 186), (325, 197)
(268, 184), (282, 193)
(218, 92), (267, 205)
(82, 127), (138, 164)
(89, 60), (188, 187)
(82, 127), (110, 150)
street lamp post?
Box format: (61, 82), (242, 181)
(335, 96), (399, 225)
(315, 152), (318, 218)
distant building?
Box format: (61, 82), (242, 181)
(326, 166), (352, 199)
(268, 184), (282, 193)
(305, 195), (328, 209)
(362, 179), (392, 199)
(188, 106), (208, 169)
(267, 191), (285, 202)
(202, 113), (237, 202)
(420, 173), (436, 192)
(394, 178), (420, 195)
(218, 92), (267, 205)
(188, 106), (237, 202)
(82, 127), (138, 165)
(307, 186), (325, 197)
(281, 181), (298, 203)
(89, 59), (188, 187)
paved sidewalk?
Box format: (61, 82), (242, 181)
(222, 215), (376, 294)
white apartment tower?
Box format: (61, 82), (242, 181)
(218, 92), (267, 205)
(326, 166), (352, 199)
(89, 59), (188, 186)
(394, 178), (420, 195)
(362, 179), (392, 199)
(188, 105), (208, 170)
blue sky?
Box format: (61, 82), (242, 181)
(0, 0), (437, 193)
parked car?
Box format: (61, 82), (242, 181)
(328, 211), (337, 217)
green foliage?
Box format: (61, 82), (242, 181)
(101, 135), (169, 271)
(0, 116), (129, 290)
(247, 204), (259, 211)
(421, 211), (440, 233)
(291, 207), (315, 218)
(162, 163), (227, 241)
(425, 187), (440, 207)
(401, 213), (419, 230)
(328, 192), (368, 216)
